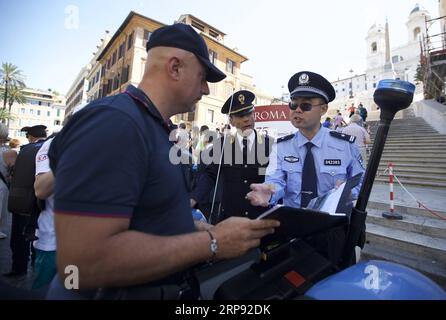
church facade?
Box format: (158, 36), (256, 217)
(329, 4), (430, 114)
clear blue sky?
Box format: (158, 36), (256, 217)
(0, 0), (439, 97)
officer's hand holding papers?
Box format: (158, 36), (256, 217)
(251, 174), (362, 244)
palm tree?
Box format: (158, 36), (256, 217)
(6, 87), (26, 128)
(0, 62), (26, 110)
(0, 108), (14, 125)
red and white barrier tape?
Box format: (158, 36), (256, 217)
(392, 173), (446, 221)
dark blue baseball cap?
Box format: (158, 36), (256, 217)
(146, 23), (227, 83)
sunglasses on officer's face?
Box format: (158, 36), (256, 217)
(288, 101), (326, 112)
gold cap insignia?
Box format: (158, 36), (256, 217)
(238, 94), (245, 104)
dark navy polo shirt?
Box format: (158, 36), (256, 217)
(49, 85), (195, 236)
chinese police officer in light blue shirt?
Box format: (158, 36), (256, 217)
(247, 71), (365, 265)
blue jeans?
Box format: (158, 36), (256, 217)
(32, 249), (56, 289)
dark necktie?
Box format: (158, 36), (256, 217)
(242, 137), (248, 163)
(301, 142), (317, 208)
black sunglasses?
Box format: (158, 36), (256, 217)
(288, 102), (326, 112)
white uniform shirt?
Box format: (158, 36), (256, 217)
(34, 138), (56, 252)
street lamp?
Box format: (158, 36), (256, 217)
(349, 69), (354, 99)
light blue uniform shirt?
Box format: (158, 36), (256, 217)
(266, 126), (365, 208)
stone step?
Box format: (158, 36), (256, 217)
(379, 136), (446, 142)
(366, 200), (446, 219)
(379, 152), (446, 157)
(382, 145), (446, 149)
(366, 209), (446, 239)
(371, 138), (446, 142)
(376, 167), (446, 176)
(377, 130), (439, 133)
(361, 242), (446, 288)
(374, 177), (446, 188)
(374, 172), (446, 182)
(379, 157), (446, 164)
(377, 163), (446, 171)
(383, 146), (446, 151)
(365, 223), (446, 264)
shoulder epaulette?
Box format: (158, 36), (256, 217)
(330, 131), (356, 143)
(277, 134), (294, 143)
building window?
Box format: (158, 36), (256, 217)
(186, 112), (195, 121)
(207, 109), (214, 123)
(20, 108), (25, 114)
(121, 65), (130, 84)
(226, 59), (235, 74)
(37, 110), (41, 116)
(47, 111), (51, 117)
(371, 42), (377, 53)
(209, 50), (217, 65)
(209, 82), (218, 96)
(373, 83), (377, 88)
(209, 29), (219, 39)
(413, 27), (421, 41)
(118, 42), (125, 59)
(191, 20), (204, 31)
(107, 59), (111, 70)
(143, 30), (152, 48)
(57, 109), (60, 117)
(127, 31), (134, 50)
(112, 50), (117, 66)
(30, 109), (34, 115)
(54, 120), (61, 125)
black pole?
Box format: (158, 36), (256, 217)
(341, 80), (415, 269)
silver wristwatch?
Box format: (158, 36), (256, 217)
(206, 230), (218, 262)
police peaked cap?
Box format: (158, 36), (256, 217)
(221, 90), (256, 116)
(21, 125), (47, 138)
(288, 71), (336, 103)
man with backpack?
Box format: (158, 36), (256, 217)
(3, 125), (47, 278)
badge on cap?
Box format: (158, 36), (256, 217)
(299, 73), (309, 85)
(238, 94), (245, 105)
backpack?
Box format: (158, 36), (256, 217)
(8, 140), (45, 215)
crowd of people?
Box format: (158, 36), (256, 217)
(0, 23), (371, 300)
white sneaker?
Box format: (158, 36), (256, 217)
(0, 231), (7, 239)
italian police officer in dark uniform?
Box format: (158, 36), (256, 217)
(191, 90), (273, 222)
(247, 71), (365, 266)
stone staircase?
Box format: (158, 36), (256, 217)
(361, 201), (446, 288)
(368, 112), (446, 189)
(361, 108), (446, 288)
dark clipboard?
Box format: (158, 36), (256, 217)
(256, 173), (362, 247)
(257, 205), (348, 246)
